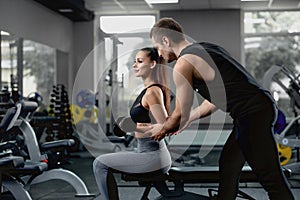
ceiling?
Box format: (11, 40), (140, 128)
(33, 0), (300, 21)
(33, 0), (94, 21)
(85, 0), (300, 15)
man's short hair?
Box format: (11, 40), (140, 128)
(150, 17), (185, 44)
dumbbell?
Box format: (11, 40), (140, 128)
(113, 117), (136, 137)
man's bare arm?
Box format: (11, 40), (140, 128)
(151, 58), (195, 141)
(190, 100), (217, 121)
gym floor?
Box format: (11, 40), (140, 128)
(2, 151), (300, 200)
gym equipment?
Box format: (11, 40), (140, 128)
(274, 109), (292, 165)
(0, 154), (25, 197)
(0, 104), (48, 200)
(103, 116), (137, 151)
(278, 143), (292, 166)
(76, 89), (95, 109)
(263, 65), (300, 170)
(0, 86), (11, 103)
(120, 165), (292, 200)
(112, 116), (137, 137)
(112, 122), (292, 199)
(48, 84), (80, 152)
(70, 105), (135, 154)
(71, 91), (136, 153)
(10, 74), (21, 103)
(1, 101), (94, 198)
(27, 92), (48, 116)
(112, 117), (127, 137)
(119, 117), (137, 132)
(27, 92), (43, 103)
(70, 104), (98, 124)
(274, 109), (286, 134)
(71, 104), (85, 124)
(0, 86), (15, 113)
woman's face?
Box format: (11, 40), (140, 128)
(133, 50), (155, 78)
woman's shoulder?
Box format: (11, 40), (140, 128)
(143, 85), (164, 103)
(145, 85), (163, 96)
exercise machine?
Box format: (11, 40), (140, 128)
(263, 65), (300, 170)
(0, 153), (26, 199)
(1, 101), (94, 198)
(72, 89), (136, 154)
(0, 104), (48, 200)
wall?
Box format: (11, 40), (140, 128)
(161, 10), (242, 123)
(0, 0), (97, 96)
(56, 50), (69, 87)
(73, 21), (95, 91)
(160, 10), (242, 61)
(0, 0), (74, 93)
(0, 0), (73, 53)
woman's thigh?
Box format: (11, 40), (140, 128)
(96, 150), (170, 173)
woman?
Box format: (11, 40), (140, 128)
(93, 47), (172, 200)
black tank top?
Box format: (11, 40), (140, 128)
(130, 84), (165, 123)
(179, 42), (275, 118)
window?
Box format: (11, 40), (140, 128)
(100, 15), (156, 83)
(99, 14), (156, 130)
(244, 11), (300, 118)
(244, 11), (300, 34)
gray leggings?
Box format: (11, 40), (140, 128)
(93, 143), (171, 200)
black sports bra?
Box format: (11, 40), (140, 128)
(130, 84), (165, 123)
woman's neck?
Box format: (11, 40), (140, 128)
(143, 77), (156, 88)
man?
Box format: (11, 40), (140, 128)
(149, 17), (294, 200)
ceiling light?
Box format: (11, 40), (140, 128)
(240, 0), (268, 1)
(58, 8), (73, 13)
(245, 43), (260, 49)
(1, 31), (10, 36)
(145, 0), (178, 4)
(244, 18), (265, 24)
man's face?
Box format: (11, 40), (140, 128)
(151, 37), (177, 63)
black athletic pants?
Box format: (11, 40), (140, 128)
(218, 103), (294, 200)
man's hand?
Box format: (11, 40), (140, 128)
(144, 124), (165, 141)
(173, 119), (192, 135)
(151, 131), (166, 141)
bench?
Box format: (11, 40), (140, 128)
(121, 166), (292, 200)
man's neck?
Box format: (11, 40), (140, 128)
(173, 40), (192, 57)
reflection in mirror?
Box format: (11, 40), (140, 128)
(23, 39), (55, 104)
(1, 30), (55, 110)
